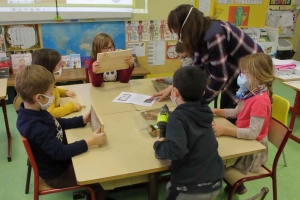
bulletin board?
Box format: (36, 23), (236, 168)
(209, 0), (270, 28)
(127, 0), (195, 76)
(266, 10), (296, 38)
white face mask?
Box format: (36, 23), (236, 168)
(38, 94), (54, 110)
(170, 88), (177, 106)
(53, 67), (62, 79)
(178, 7), (193, 43)
(181, 57), (194, 67)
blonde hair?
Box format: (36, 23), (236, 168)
(90, 33), (115, 60)
(239, 53), (274, 102)
(15, 65), (55, 104)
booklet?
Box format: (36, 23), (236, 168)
(112, 92), (157, 107)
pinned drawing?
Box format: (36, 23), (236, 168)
(3, 24), (42, 50)
(0, 27), (5, 57)
(228, 6), (250, 26)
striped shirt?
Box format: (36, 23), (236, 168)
(194, 21), (263, 105)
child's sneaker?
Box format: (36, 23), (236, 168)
(224, 184), (248, 195)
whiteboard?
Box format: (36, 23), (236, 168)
(0, 0), (132, 23)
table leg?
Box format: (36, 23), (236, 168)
(289, 91), (300, 144)
(1, 99), (12, 161)
(148, 172), (160, 200)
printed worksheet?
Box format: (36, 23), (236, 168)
(112, 92), (157, 106)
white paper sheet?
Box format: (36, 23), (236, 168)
(199, 0), (211, 14)
(127, 42), (145, 57)
(272, 58), (294, 66)
(112, 92), (157, 107)
(148, 41), (165, 66)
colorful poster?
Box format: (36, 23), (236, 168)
(269, 0), (291, 5)
(228, 6), (250, 26)
(126, 20), (150, 42)
(166, 41), (178, 60)
(125, 20), (178, 42)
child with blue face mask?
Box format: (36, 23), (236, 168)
(236, 73), (249, 99)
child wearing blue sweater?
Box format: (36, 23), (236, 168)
(15, 65), (109, 200)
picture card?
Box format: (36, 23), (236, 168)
(96, 50), (131, 73)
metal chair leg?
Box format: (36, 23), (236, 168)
(282, 151), (287, 167)
(25, 158), (32, 194)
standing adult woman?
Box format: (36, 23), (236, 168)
(151, 4), (263, 111)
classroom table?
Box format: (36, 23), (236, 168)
(0, 78), (12, 162)
(283, 81), (300, 144)
(7, 67), (150, 87)
(62, 80), (266, 200)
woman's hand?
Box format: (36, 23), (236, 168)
(92, 61), (101, 74)
(155, 78), (165, 82)
(66, 90), (76, 98)
(125, 56), (134, 68)
(150, 85), (172, 102)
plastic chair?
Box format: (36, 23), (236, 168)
(21, 136), (96, 200)
(246, 187), (269, 200)
(223, 118), (292, 200)
(13, 94), (32, 194)
(272, 94), (290, 167)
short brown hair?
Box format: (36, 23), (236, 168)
(15, 65), (55, 104)
(91, 33), (115, 60)
(168, 4), (212, 56)
(32, 48), (61, 73)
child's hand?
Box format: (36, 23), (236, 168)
(92, 128), (106, 146)
(92, 61), (101, 74)
(125, 56), (134, 68)
(74, 103), (81, 111)
(212, 122), (224, 137)
(155, 78), (165, 82)
(82, 109), (91, 124)
(211, 108), (216, 114)
(66, 90), (76, 98)
(155, 136), (165, 142)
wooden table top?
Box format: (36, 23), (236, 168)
(62, 80), (266, 185)
(7, 67), (150, 87)
(132, 67), (150, 76)
(283, 81), (300, 91)
(7, 68), (87, 87)
(0, 78), (8, 99)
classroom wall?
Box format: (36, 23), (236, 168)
(269, 1), (300, 61)
(129, 0), (195, 77)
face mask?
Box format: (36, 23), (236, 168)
(182, 57), (194, 67)
(170, 88), (177, 106)
(53, 67), (62, 79)
(237, 73), (247, 87)
(38, 94), (54, 110)
(178, 7), (193, 43)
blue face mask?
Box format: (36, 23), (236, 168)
(236, 73), (249, 98)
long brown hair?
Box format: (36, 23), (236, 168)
(91, 33), (115, 60)
(239, 53), (275, 102)
(32, 49), (61, 73)
(167, 4), (213, 56)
